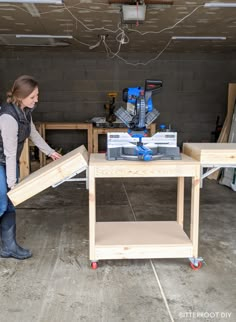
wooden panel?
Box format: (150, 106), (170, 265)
(183, 142), (236, 165)
(94, 221), (193, 260)
(8, 145), (88, 206)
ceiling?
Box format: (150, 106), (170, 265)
(0, 0), (236, 59)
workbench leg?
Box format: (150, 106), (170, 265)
(89, 166), (96, 262)
(190, 167), (200, 258)
(150, 123), (156, 136)
(177, 177), (184, 228)
(19, 139), (30, 180)
(39, 123), (46, 167)
(85, 168), (89, 190)
(93, 130), (98, 153)
(87, 124), (93, 155)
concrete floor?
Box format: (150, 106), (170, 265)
(0, 177), (235, 322)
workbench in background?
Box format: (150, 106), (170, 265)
(19, 122), (44, 180)
(39, 122), (93, 167)
(89, 153), (200, 269)
(19, 122), (93, 179)
(92, 123), (156, 153)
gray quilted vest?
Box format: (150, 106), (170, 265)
(0, 103), (31, 165)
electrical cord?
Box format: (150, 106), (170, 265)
(1, 3), (206, 66)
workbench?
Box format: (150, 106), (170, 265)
(40, 122), (93, 166)
(92, 123), (156, 153)
(89, 153), (201, 269)
(19, 122), (93, 180)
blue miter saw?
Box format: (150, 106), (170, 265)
(106, 80), (181, 161)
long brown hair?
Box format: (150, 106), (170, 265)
(6, 75), (38, 107)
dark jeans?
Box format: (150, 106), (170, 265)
(0, 165), (16, 217)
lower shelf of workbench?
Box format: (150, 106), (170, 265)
(93, 221), (193, 260)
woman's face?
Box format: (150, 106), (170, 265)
(21, 86), (39, 109)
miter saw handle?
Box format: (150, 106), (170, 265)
(145, 80), (163, 93)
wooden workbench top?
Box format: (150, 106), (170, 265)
(89, 153), (199, 166)
(89, 153), (200, 179)
(183, 143), (236, 165)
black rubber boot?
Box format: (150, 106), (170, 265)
(0, 212), (32, 260)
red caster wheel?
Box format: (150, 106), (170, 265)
(190, 261), (202, 271)
(91, 262), (98, 269)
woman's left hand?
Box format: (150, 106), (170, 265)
(50, 151), (62, 161)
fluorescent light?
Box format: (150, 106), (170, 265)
(0, 0), (63, 4)
(204, 2), (236, 7)
(16, 34), (72, 39)
(172, 36), (226, 40)
(122, 4), (146, 23)
(23, 3), (40, 17)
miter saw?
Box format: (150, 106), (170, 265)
(106, 80), (181, 161)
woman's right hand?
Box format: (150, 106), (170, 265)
(50, 151), (62, 161)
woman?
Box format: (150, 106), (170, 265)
(0, 75), (61, 260)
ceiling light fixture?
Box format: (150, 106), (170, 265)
(16, 34), (72, 38)
(172, 36), (226, 40)
(0, 0), (63, 4)
(122, 4), (146, 24)
(204, 2), (236, 7)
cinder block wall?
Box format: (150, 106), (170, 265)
(0, 49), (235, 151)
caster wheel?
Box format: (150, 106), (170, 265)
(91, 262), (98, 269)
(190, 261), (202, 271)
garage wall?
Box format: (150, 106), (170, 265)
(0, 49), (236, 151)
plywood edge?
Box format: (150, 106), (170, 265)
(182, 143), (201, 161)
(45, 123), (92, 130)
(8, 145), (88, 206)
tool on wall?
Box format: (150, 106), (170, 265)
(104, 92), (118, 124)
(106, 79), (181, 161)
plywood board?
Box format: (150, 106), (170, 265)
(94, 221), (193, 260)
(8, 145), (88, 206)
(183, 143), (236, 165)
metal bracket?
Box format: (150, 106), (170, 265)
(200, 164), (236, 188)
(51, 166), (88, 188)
